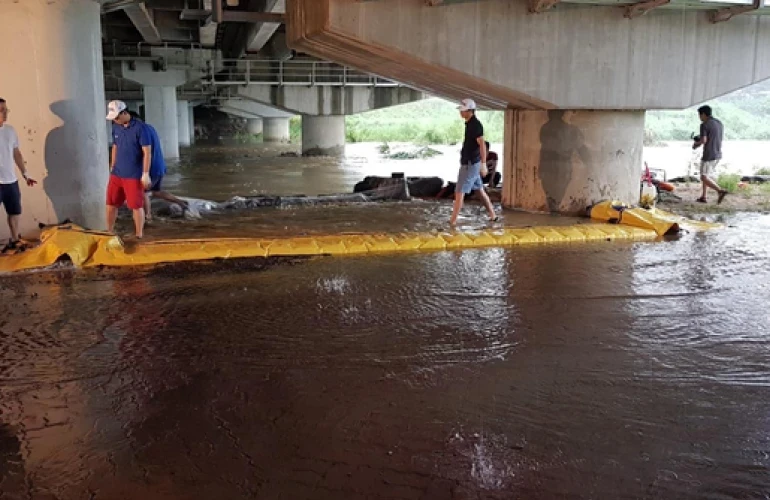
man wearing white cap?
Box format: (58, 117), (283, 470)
(450, 98), (497, 226)
(105, 100), (152, 239)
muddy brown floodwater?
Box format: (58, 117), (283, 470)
(2, 144), (770, 499)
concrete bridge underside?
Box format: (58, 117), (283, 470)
(288, 0), (770, 214)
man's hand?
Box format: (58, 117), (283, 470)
(141, 172), (151, 189)
(24, 175), (37, 187)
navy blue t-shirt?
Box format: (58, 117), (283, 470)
(112, 118), (151, 179)
(136, 120), (166, 179)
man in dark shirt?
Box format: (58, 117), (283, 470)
(450, 99), (498, 226)
(692, 105), (727, 204)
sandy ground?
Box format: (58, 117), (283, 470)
(658, 182), (770, 215)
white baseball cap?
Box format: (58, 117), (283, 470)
(106, 100), (127, 120)
(458, 98), (477, 112)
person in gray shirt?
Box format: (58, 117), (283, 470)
(692, 105), (727, 204)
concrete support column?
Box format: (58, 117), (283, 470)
(301, 115), (345, 156)
(247, 118), (264, 136)
(144, 86), (179, 159)
(502, 109), (643, 215)
(263, 117), (290, 143)
(177, 100), (190, 148)
(188, 103), (195, 145)
(0, 0), (108, 239)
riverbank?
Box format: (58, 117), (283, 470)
(658, 181), (770, 215)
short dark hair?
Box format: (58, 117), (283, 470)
(128, 110), (141, 120)
(698, 105), (712, 117)
(0, 98), (5, 104)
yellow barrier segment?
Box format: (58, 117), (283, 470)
(589, 200), (719, 235)
(0, 222), (667, 273)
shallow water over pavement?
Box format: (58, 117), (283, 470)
(2, 211), (770, 499)
(4, 144), (770, 498)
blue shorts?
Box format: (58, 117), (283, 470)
(456, 162), (483, 194)
(147, 175), (163, 193)
(0, 182), (22, 216)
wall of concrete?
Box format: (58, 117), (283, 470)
(0, 0), (109, 239)
(288, 0), (770, 110)
(502, 109), (643, 214)
(237, 85), (423, 116)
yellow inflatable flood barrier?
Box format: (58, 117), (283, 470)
(589, 200), (719, 236)
(0, 222), (664, 274)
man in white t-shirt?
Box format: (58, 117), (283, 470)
(0, 98), (37, 248)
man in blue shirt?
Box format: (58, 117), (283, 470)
(128, 112), (189, 221)
(106, 101), (152, 239)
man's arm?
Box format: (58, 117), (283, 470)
(693, 124), (708, 150)
(142, 145), (151, 175)
(13, 148), (35, 186)
(110, 144), (117, 171)
(477, 136), (487, 166)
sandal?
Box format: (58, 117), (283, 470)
(696, 197), (707, 203)
(717, 190), (728, 205)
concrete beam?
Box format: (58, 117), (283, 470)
(247, 0), (285, 53)
(123, 2), (162, 44)
(236, 85), (424, 116)
(218, 106), (262, 120)
(624, 0), (670, 19)
(220, 99), (294, 118)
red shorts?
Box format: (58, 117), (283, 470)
(107, 175), (144, 210)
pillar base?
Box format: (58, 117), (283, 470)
(263, 117), (290, 143)
(302, 115), (345, 156)
(502, 109), (643, 215)
(247, 118), (264, 136)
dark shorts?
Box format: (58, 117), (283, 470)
(0, 182), (22, 216)
(146, 175), (163, 193)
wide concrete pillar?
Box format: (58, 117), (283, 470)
(502, 109), (643, 215)
(177, 100), (190, 148)
(188, 103), (195, 145)
(247, 118), (264, 136)
(301, 115), (345, 156)
(144, 86), (179, 159)
(0, 0), (108, 239)
(263, 117), (290, 143)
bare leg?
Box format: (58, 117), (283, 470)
(153, 190), (189, 208)
(7, 215), (19, 242)
(132, 208), (145, 239)
(476, 189), (497, 220)
(450, 192), (464, 226)
(702, 175), (722, 193)
(106, 205), (119, 233)
(144, 192), (153, 222)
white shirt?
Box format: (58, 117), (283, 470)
(0, 124), (19, 184)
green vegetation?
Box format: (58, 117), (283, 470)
(757, 167), (770, 176)
(717, 173), (741, 193)
(339, 80), (770, 145)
